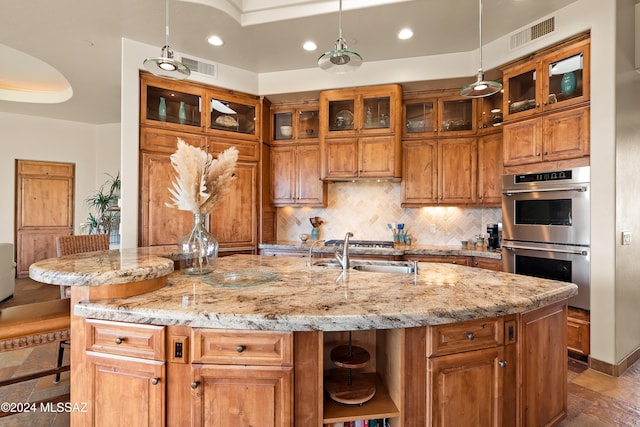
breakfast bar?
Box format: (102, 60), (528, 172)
(30, 248), (577, 427)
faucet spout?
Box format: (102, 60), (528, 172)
(307, 240), (325, 267)
(334, 232), (354, 270)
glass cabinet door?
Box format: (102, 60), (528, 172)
(404, 100), (435, 135)
(477, 91), (503, 130)
(328, 99), (355, 132)
(506, 67), (538, 116)
(362, 95), (391, 130)
(545, 50), (586, 107)
(298, 110), (319, 139)
(274, 112), (293, 141)
(440, 98), (474, 133)
(146, 86), (202, 127)
(209, 98), (256, 136)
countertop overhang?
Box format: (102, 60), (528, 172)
(28, 251), (578, 332)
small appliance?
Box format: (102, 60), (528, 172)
(487, 223), (501, 250)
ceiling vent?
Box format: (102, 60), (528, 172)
(181, 57), (218, 78)
(509, 16), (556, 51)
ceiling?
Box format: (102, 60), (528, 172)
(0, 0), (578, 124)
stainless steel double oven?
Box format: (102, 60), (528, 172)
(502, 166), (590, 310)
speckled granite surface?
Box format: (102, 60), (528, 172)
(259, 241), (502, 259)
(44, 252), (577, 332)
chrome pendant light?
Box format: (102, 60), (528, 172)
(143, 0), (190, 80)
(461, 0), (501, 97)
(318, 0), (362, 74)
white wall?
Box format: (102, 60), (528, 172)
(0, 112), (120, 243)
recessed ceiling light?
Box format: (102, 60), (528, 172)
(207, 35), (224, 46)
(398, 28), (413, 40)
(303, 41), (317, 51)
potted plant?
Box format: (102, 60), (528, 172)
(83, 173), (121, 238)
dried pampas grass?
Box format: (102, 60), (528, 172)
(166, 138), (238, 214)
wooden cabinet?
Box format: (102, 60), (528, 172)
(205, 91), (262, 141)
(320, 85), (402, 180)
(477, 132), (503, 206)
(567, 307), (590, 357)
(190, 329), (293, 427)
(271, 144), (326, 207)
(85, 319), (166, 427)
(472, 257), (502, 271)
(272, 104), (320, 142)
(404, 254), (472, 266)
(141, 74), (206, 131)
(503, 106), (589, 167)
(502, 35), (590, 121)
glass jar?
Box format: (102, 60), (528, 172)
(178, 213), (219, 275)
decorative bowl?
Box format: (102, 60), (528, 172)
(280, 126), (292, 137)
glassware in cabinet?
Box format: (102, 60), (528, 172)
(505, 66), (538, 117)
(543, 40), (589, 110)
(477, 90), (503, 130)
(209, 98), (257, 136)
(274, 112), (293, 141)
(328, 99), (355, 132)
(440, 97), (474, 133)
(298, 110), (319, 139)
(404, 100), (436, 136)
(145, 85), (202, 128)
(362, 96), (391, 130)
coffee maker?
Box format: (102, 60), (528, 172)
(487, 223), (501, 250)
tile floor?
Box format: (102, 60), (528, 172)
(1, 279), (639, 426)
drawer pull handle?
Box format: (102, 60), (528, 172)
(498, 360), (507, 368)
(115, 337), (126, 345)
(151, 377), (160, 385)
(190, 381), (200, 390)
(236, 345), (246, 353)
(466, 332), (475, 341)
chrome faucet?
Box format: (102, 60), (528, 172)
(307, 240), (325, 267)
(334, 232), (354, 270)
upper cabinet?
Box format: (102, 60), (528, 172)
(272, 104), (320, 143)
(141, 76), (206, 131)
(320, 84), (402, 180)
(205, 91), (261, 141)
(502, 35), (590, 121)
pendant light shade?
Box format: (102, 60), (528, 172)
(318, 0), (362, 73)
(461, 0), (501, 97)
(143, 0), (190, 80)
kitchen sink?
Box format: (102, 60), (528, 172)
(311, 260), (417, 274)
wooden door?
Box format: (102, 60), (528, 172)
(502, 118), (543, 166)
(86, 351), (165, 427)
(542, 106), (590, 162)
(402, 140), (438, 205)
(139, 151), (193, 246)
(428, 347), (505, 427)
(296, 144), (325, 206)
(359, 136), (396, 178)
(477, 133), (503, 206)
(191, 364), (293, 427)
(15, 160), (74, 277)
(323, 138), (358, 179)
(270, 145), (296, 205)
(439, 138), (477, 205)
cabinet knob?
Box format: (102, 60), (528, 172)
(452, 260), (457, 264)
(236, 345), (246, 353)
(544, 151), (548, 155)
(190, 381), (200, 389)
(498, 360), (508, 368)
(466, 332), (475, 341)
(536, 152), (541, 157)
(114, 337), (126, 345)
(151, 377), (160, 385)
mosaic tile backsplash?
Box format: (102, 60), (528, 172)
(277, 182), (502, 245)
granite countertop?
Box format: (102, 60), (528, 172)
(63, 253), (576, 332)
(259, 241), (502, 259)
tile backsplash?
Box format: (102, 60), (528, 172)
(276, 182), (501, 245)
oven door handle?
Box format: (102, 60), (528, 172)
(503, 185), (588, 196)
(503, 244), (589, 256)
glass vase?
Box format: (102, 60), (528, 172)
(178, 213), (219, 275)
(179, 101), (186, 124)
(158, 97), (167, 122)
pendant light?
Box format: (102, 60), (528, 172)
(460, 0), (501, 97)
(318, 0), (362, 74)
(143, 0), (190, 80)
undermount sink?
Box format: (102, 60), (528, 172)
(311, 260), (417, 274)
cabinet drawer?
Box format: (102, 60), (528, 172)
(427, 317), (503, 357)
(192, 329), (293, 366)
(86, 319), (165, 360)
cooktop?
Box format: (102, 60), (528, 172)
(324, 240), (394, 248)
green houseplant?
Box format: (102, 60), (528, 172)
(83, 172), (121, 236)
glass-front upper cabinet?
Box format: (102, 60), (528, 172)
(502, 36), (590, 120)
(141, 74), (205, 130)
(362, 95), (391, 130)
(403, 98), (436, 138)
(477, 90), (503, 130)
(439, 96), (475, 135)
(327, 97), (355, 132)
(272, 105), (320, 143)
(206, 92), (261, 141)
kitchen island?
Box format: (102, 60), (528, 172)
(30, 249), (577, 427)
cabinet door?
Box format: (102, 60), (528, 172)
(502, 118), (542, 166)
(139, 152), (193, 246)
(428, 347), (505, 427)
(191, 364), (293, 427)
(477, 133), (503, 206)
(519, 302), (567, 427)
(140, 127), (205, 154)
(271, 146), (296, 205)
(402, 140), (438, 205)
(472, 257), (503, 271)
(438, 96), (476, 135)
(210, 161), (257, 251)
(141, 74), (205, 131)
(542, 106), (590, 162)
(323, 138), (358, 179)
(359, 136), (396, 178)
(542, 38), (590, 112)
(86, 351), (165, 427)
(439, 138), (477, 204)
(296, 144), (325, 205)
